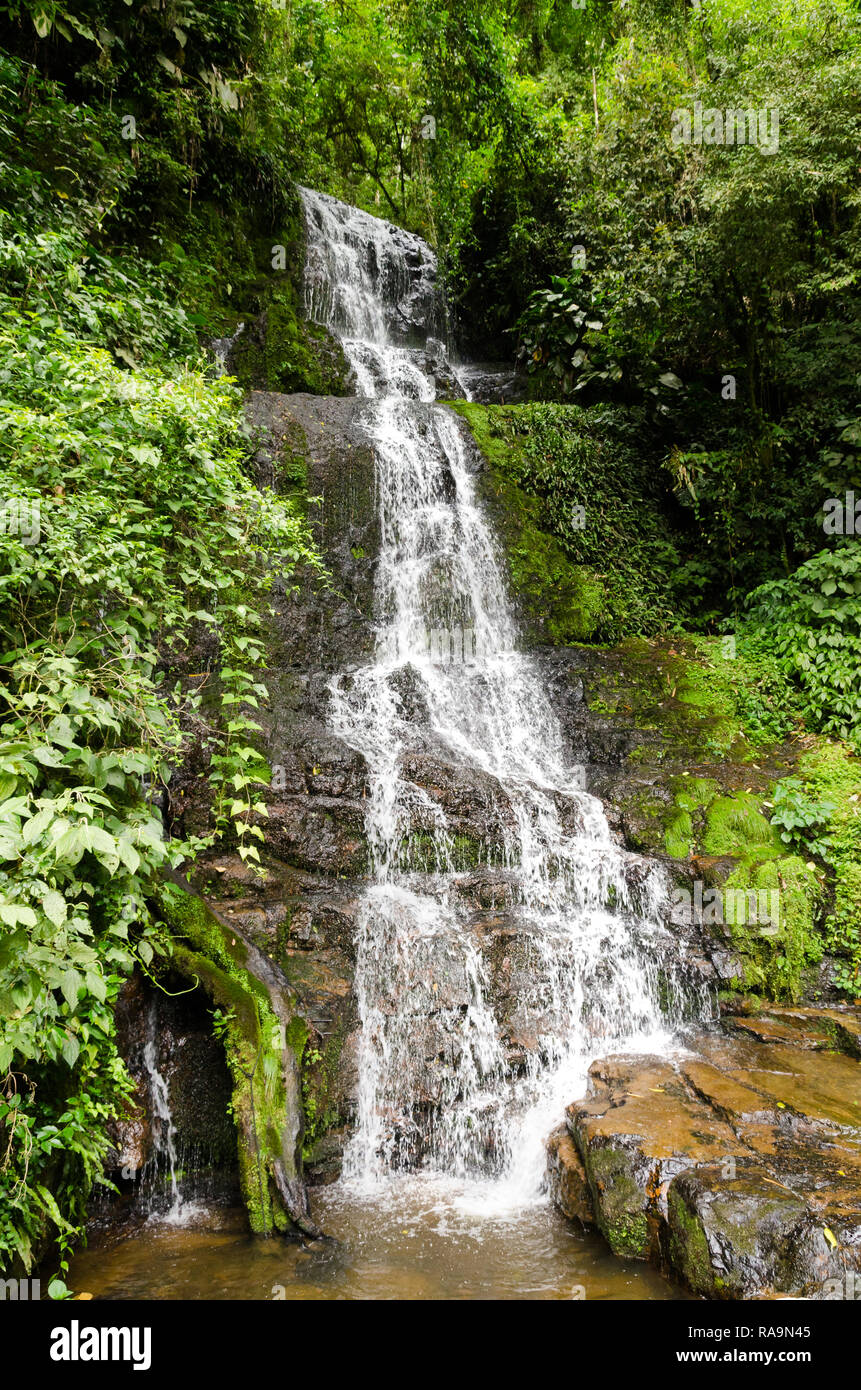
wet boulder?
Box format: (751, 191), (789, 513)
(667, 1165), (811, 1299)
(555, 1010), (861, 1298)
(546, 1125), (595, 1227)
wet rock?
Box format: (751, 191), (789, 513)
(546, 1125), (595, 1227)
(768, 1006), (861, 1059)
(452, 869), (519, 911)
(401, 750), (514, 854)
(263, 795), (369, 876)
(245, 391), (380, 668)
(304, 1127), (350, 1186)
(556, 1011), (861, 1297)
(451, 362), (528, 404)
(667, 1166), (811, 1299)
(106, 973), (237, 1204)
(568, 1054), (738, 1260)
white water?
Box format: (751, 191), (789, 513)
(142, 1001), (200, 1226)
(300, 188), (704, 1214)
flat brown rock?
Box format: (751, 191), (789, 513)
(728, 1015), (829, 1048)
(786, 1007), (861, 1058)
(553, 1013), (861, 1298)
(680, 1059), (777, 1124)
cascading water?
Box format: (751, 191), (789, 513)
(141, 1000), (198, 1225)
(300, 187), (706, 1209)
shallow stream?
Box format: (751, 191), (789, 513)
(68, 1181), (689, 1301)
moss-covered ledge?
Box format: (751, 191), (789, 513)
(448, 401), (681, 643)
(449, 402), (606, 643)
(229, 302), (352, 397)
(577, 637), (858, 1001)
(156, 874), (321, 1239)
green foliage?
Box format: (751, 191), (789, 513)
(770, 779), (834, 859)
(742, 547), (861, 749)
(433, 0), (861, 654)
(0, 286), (320, 1274)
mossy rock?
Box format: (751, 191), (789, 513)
(448, 400), (688, 641)
(719, 856), (823, 1000)
(301, 1026), (348, 1160)
(586, 638), (749, 761)
(667, 1166), (810, 1299)
(475, 464), (608, 644)
(795, 742), (861, 995)
(155, 194), (352, 396)
(399, 829), (492, 873)
(158, 879), (310, 1236)
(229, 292), (352, 396)
(611, 757), (824, 1000)
(579, 1141), (652, 1259)
(701, 792), (782, 861)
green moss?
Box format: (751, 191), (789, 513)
(667, 1185), (715, 1296)
(663, 776), (721, 857)
(701, 792), (782, 861)
(449, 401), (684, 641)
(585, 635), (804, 763)
(229, 289), (351, 396)
(585, 638), (752, 760)
(585, 635), (837, 1001)
(301, 1026), (346, 1158)
(794, 742), (861, 994)
(157, 196), (351, 397)
(664, 806), (694, 859)
(264, 415), (310, 501)
(473, 462), (608, 643)
(159, 881), (302, 1236)
(720, 855), (822, 1001)
(284, 1015), (309, 1057)
(399, 830), (488, 872)
(583, 1144), (651, 1259)
(674, 776), (723, 813)
(616, 763), (824, 1000)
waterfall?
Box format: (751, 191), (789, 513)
(141, 1000), (199, 1225)
(299, 187), (703, 1206)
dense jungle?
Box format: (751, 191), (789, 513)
(0, 0), (860, 1313)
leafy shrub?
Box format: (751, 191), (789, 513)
(770, 779), (834, 859)
(742, 547), (861, 750)
(0, 322), (320, 1274)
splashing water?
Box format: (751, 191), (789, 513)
(142, 1001), (201, 1226)
(300, 187), (707, 1211)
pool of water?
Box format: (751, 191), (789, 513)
(67, 1178), (690, 1301)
